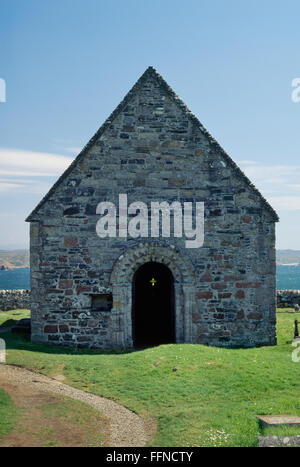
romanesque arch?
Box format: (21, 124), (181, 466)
(109, 242), (196, 348)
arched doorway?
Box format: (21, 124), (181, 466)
(132, 262), (175, 347)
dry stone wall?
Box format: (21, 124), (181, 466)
(277, 290), (300, 308)
(0, 290), (30, 311)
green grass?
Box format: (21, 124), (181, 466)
(0, 388), (19, 439)
(0, 309), (30, 328)
(277, 307), (298, 314)
(36, 396), (109, 447)
(1, 309), (300, 446)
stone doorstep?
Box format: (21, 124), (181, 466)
(257, 414), (300, 427)
(258, 436), (300, 447)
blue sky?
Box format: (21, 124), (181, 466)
(1, 0), (300, 249)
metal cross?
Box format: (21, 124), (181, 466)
(150, 277), (157, 287)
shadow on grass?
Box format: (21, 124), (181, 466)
(0, 320), (15, 329)
(1, 330), (145, 356)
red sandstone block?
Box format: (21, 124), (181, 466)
(235, 290), (245, 299)
(83, 257), (92, 264)
(196, 291), (213, 299)
(59, 280), (73, 289)
(192, 312), (201, 320)
(210, 209), (222, 216)
(224, 275), (244, 281)
(200, 271), (213, 282)
(65, 289), (73, 296)
(44, 325), (58, 333)
(197, 325), (209, 333)
(237, 309), (244, 319)
(242, 216), (252, 223)
(218, 292), (232, 299)
(248, 312), (263, 320)
(213, 254), (222, 261)
(64, 236), (78, 247)
(59, 324), (69, 332)
(59, 256), (67, 262)
(236, 282), (261, 288)
(221, 241), (230, 246)
(211, 283), (227, 290)
(221, 240), (240, 247)
(76, 285), (91, 294)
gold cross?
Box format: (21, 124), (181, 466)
(150, 277), (157, 287)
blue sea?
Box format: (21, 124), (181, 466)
(0, 268), (30, 290)
(0, 265), (299, 290)
(276, 265), (300, 290)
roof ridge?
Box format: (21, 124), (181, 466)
(26, 67), (155, 221)
(144, 67), (279, 221)
(26, 67), (279, 222)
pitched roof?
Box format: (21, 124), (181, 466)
(26, 66), (279, 222)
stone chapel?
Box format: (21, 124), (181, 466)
(26, 67), (278, 349)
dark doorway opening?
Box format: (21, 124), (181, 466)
(132, 262), (175, 348)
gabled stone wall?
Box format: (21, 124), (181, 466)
(27, 68), (278, 349)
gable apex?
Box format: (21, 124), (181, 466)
(26, 66), (279, 222)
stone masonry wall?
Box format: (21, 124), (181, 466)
(0, 289), (293, 312)
(27, 68), (277, 349)
(277, 290), (300, 308)
(0, 290), (30, 311)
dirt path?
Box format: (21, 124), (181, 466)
(0, 364), (147, 447)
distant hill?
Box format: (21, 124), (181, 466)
(276, 250), (300, 265)
(0, 250), (29, 270)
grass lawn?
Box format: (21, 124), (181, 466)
(1, 308), (300, 446)
(34, 396), (109, 447)
(0, 309), (30, 328)
(0, 387), (109, 446)
(0, 388), (19, 438)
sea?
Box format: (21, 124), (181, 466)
(0, 268), (30, 290)
(0, 265), (300, 290)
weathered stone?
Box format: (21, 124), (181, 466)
(25, 67), (278, 350)
(59, 280), (73, 289)
(235, 290), (245, 299)
(258, 435), (300, 447)
(44, 325), (58, 333)
(63, 237), (78, 247)
(257, 415), (300, 427)
(277, 290), (300, 308)
(236, 282), (261, 289)
(0, 290), (30, 311)
(196, 292), (213, 300)
(218, 293), (232, 299)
